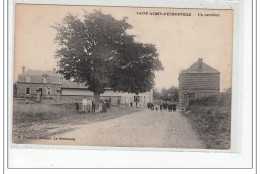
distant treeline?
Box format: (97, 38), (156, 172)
(153, 86), (179, 102)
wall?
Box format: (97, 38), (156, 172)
(178, 89), (220, 108)
(61, 88), (93, 96)
(179, 73), (220, 90)
(178, 73), (220, 108)
(16, 82), (61, 99)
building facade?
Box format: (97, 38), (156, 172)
(16, 67), (63, 99)
(15, 67), (153, 107)
(178, 58), (220, 108)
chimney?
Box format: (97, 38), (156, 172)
(22, 66), (25, 73)
(198, 58), (203, 71)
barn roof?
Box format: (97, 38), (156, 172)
(182, 58), (220, 74)
(61, 80), (88, 89)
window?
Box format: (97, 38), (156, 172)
(43, 77), (47, 83)
(26, 74), (31, 82)
(59, 78), (63, 84)
(26, 87), (30, 94)
(38, 88), (43, 97)
(47, 87), (52, 95)
(42, 74), (49, 83)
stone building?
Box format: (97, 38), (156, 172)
(16, 67), (63, 99)
(178, 58), (220, 108)
(15, 67), (153, 107)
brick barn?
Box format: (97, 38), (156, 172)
(178, 58), (220, 108)
(14, 67), (153, 107)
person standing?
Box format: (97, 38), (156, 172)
(130, 100), (133, 107)
(92, 98), (96, 113)
(160, 104), (163, 111)
(75, 100), (79, 113)
(102, 101), (107, 113)
(98, 99), (103, 112)
(87, 98), (92, 113)
(82, 97), (88, 113)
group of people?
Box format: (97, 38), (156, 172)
(147, 102), (154, 110)
(129, 100), (139, 108)
(161, 102), (176, 111)
(160, 102), (177, 112)
(147, 101), (177, 112)
(75, 97), (110, 113)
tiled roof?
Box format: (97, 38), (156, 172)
(22, 69), (62, 77)
(18, 69), (61, 84)
(17, 69), (88, 88)
(182, 59), (219, 73)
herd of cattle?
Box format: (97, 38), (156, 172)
(147, 102), (177, 112)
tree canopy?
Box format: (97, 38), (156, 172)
(52, 11), (163, 97)
(153, 87), (179, 102)
(161, 86), (179, 101)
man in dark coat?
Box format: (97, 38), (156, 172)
(75, 100), (79, 112)
(160, 104), (163, 111)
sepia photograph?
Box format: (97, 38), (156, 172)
(12, 4), (233, 150)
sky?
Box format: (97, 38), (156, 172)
(14, 4), (233, 91)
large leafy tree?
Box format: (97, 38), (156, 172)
(52, 11), (163, 102)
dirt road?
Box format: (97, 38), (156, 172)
(31, 109), (204, 149)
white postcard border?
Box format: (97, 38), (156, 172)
(6, 0), (253, 169)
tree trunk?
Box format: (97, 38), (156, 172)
(94, 92), (100, 106)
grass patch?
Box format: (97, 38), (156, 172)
(183, 91), (231, 149)
(12, 100), (142, 144)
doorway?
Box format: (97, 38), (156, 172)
(38, 88), (42, 97)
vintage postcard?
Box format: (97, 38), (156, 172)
(12, 4), (233, 149)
